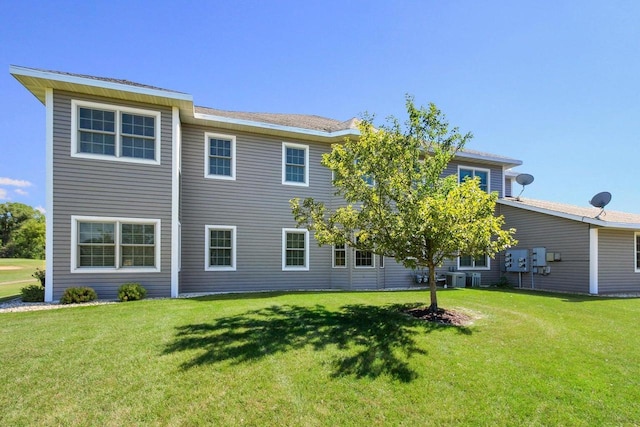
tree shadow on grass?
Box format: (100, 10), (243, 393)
(163, 303), (471, 382)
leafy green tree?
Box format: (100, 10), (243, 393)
(0, 202), (45, 259)
(291, 97), (516, 311)
(12, 217), (46, 259)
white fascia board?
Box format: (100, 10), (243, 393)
(456, 150), (523, 167)
(10, 65), (193, 103)
(193, 112), (360, 140)
(497, 199), (640, 230)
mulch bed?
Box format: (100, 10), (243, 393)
(403, 306), (473, 327)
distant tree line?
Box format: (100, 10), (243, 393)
(0, 202), (45, 259)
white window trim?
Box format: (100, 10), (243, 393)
(282, 142), (309, 187)
(379, 254), (385, 269)
(332, 244), (347, 269)
(282, 228), (309, 271)
(458, 165), (491, 193)
(205, 225), (237, 271)
(457, 254), (491, 271)
(354, 247), (375, 269)
(204, 132), (236, 180)
(635, 232), (640, 273)
(71, 100), (161, 165)
(70, 215), (161, 273)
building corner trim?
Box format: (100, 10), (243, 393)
(589, 227), (598, 295)
(44, 88), (54, 302)
(170, 107), (180, 297)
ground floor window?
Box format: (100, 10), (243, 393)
(635, 232), (640, 272)
(333, 244), (346, 268)
(206, 225), (236, 271)
(459, 254), (489, 269)
(71, 216), (160, 272)
(282, 228), (309, 271)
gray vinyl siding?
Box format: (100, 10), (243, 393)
(51, 91), (173, 300)
(496, 204), (590, 293)
(180, 124), (337, 293)
(598, 229), (640, 294)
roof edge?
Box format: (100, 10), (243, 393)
(192, 111), (361, 140)
(10, 65), (193, 103)
(497, 198), (640, 229)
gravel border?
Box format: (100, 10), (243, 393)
(0, 298), (118, 313)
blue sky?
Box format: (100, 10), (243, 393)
(1, 0), (639, 213)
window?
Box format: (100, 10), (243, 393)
(333, 244), (346, 268)
(355, 249), (374, 268)
(205, 133), (236, 180)
(459, 254), (490, 270)
(379, 255), (385, 268)
(71, 216), (160, 272)
(282, 228), (309, 270)
(72, 100), (161, 164)
(459, 166), (490, 193)
(206, 225), (236, 271)
(635, 233), (640, 272)
(354, 236), (374, 268)
(282, 143), (309, 186)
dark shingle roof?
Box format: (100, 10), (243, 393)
(501, 197), (640, 225)
(195, 106), (358, 133)
(14, 65), (186, 94)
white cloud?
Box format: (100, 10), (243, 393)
(35, 206), (46, 214)
(0, 177), (33, 188)
(15, 188), (28, 196)
(0, 188), (7, 199)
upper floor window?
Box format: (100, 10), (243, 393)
(459, 254), (489, 270)
(206, 225), (236, 271)
(282, 143), (309, 186)
(72, 100), (161, 165)
(459, 166), (489, 193)
(205, 133), (236, 180)
(71, 216), (160, 273)
(282, 228), (309, 271)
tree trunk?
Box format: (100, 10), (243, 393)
(427, 262), (438, 313)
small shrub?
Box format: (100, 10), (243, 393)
(60, 287), (98, 304)
(493, 275), (512, 288)
(118, 282), (147, 302)
(32, 268), (46, 287)
(21, 284), (45, 302)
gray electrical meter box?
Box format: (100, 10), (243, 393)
(505, 249), (528, 272)
(532, 247), (547, 267)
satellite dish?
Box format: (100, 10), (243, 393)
(515, 173), (535, 200)
(589, 191), (612, 219)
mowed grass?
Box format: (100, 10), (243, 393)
(2, 289), (640, 426)
(0, 258), (44, 301)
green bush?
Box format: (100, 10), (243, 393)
(60, 287), (98, 304)
(118, 282), (147, 302)
(32, 268), (45, 286)
(493, 275), (513, 288)
(21, 284), (44, 302)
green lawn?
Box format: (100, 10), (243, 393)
(1, 289), (640, 426)
(0, 258), (44, 301)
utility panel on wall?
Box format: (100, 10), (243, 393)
(505, 249), (529, 273)
(532, 247), (547, 267)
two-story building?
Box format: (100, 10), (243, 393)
(11, 65), (640, 301)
